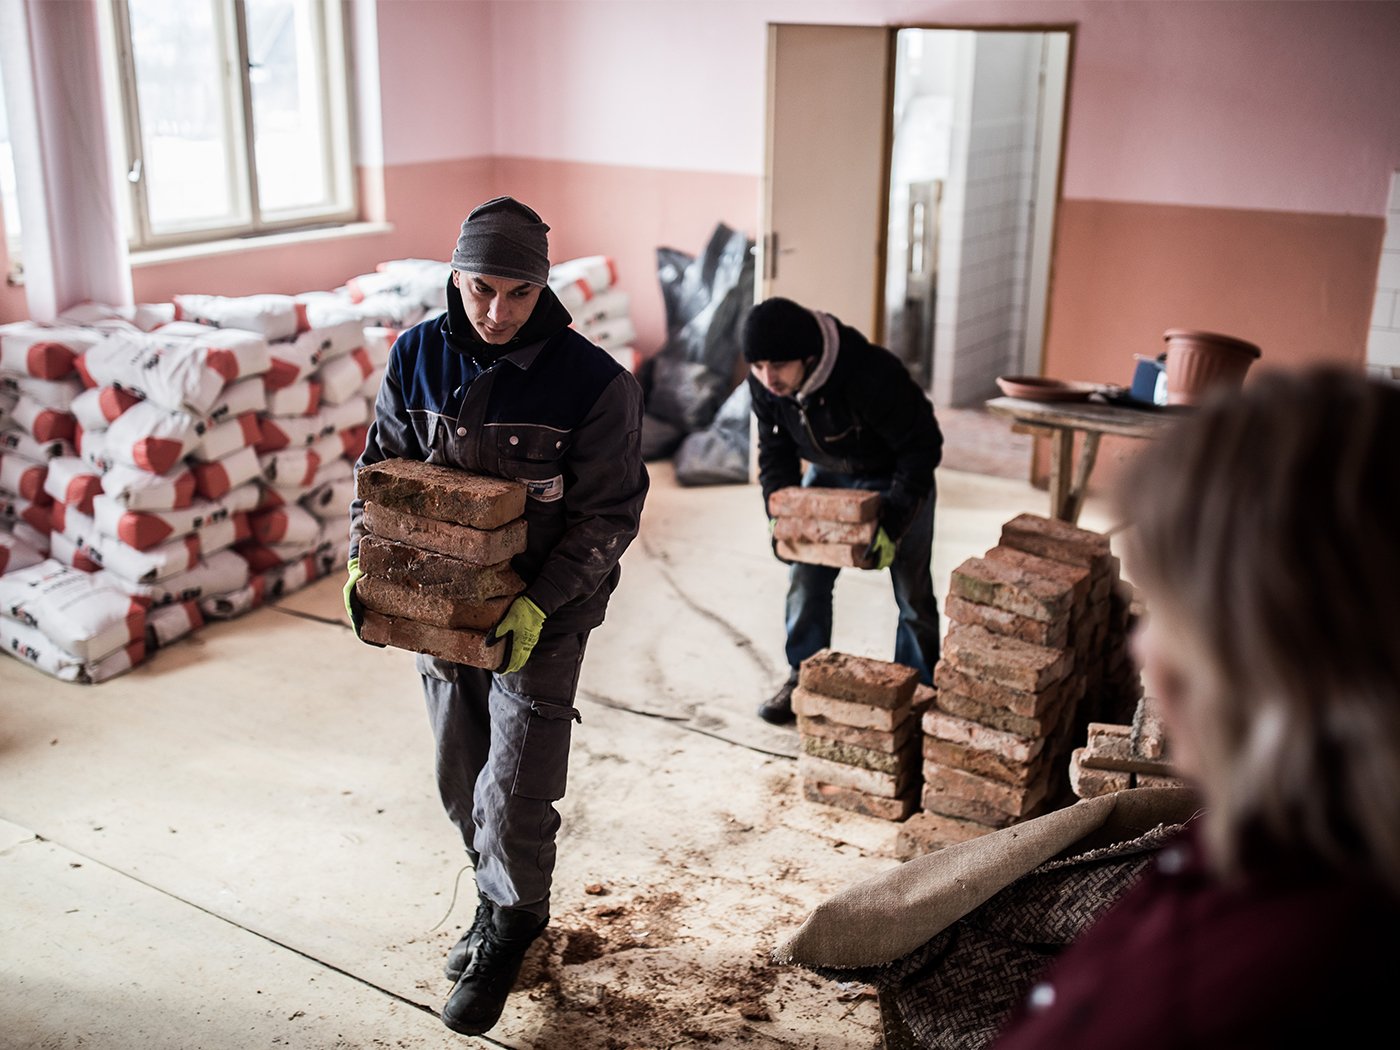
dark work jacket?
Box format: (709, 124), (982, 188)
(748, 318), (941, 538)
(990, 822), (1400, 1050)
(350, 280), (648, 634)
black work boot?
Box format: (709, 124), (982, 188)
(440, 906), (546, 1036)
(444, 891), (495, 981)
(757, 669), (799, 725)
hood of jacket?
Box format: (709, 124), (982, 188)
(442, 273), (573, 362)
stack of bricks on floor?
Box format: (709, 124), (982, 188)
(1070, 693), (1185, 798)
(352, 458), (526, 670)
(769, 486), (878, 568)
(794, 650), (934, 821)
(897, 512), (1143, 858)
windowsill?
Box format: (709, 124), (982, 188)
(129, 221), (393, 268)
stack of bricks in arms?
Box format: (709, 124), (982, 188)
(353, 459), (525, 669)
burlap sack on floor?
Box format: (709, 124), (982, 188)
(774, 787), (1202, 1050)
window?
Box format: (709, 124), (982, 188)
(0, 66), (20, 271)
(105, 0), (355, 251)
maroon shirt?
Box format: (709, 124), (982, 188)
(990, 823), (1400, 1049)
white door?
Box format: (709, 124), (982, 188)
(760, 24), (892, 339)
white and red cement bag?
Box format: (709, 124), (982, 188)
(258, 433), (342, 488)
(0, 615), (145, 684)
(11, 395), (76, 444)
(0, 492), (51, 534)
(145, 598), (204, 650)
(0, 528), (45, 574)
(316, 347), (375, 404)
(100, 548), (251, 607)
(0, 426), (72, 463)
(42, 457), (102, 515)
(265, 378), (322, 417)
(0, 559), (148, 661)
(171, 293), (304, 342)
(0, 322), (101, 380)
(92, 482), (259, 550)
(101, 400), (204, 474)
(70, 385), (141, 432)
(191, 445), (261, 501)
(100, 462), (197, 512)
(0, 450), (48, 502)
(191, 412), (261, 463)
(0, 373), (86, 411)
(77, 331), (234, 416)
(206, 376), (267, 424)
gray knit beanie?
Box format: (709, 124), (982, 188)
(451, 196), (551, 285)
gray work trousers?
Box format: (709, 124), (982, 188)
(419, 628), (589, 923)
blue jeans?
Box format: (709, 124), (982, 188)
(784, 465), (940, 684)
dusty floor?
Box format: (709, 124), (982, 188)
(0, 461), (1115, 1050)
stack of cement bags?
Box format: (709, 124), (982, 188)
(549, 255), (637, 372)
(352, 458), (526, 669)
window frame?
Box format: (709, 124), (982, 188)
(105, 0), (358, 253)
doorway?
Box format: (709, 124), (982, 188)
(761, 24), (1071, 413)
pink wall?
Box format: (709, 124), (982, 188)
(482, 0), (1400, 215)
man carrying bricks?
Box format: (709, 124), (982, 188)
(744, 296), (943, 725)
(344, 196), (648, 1036)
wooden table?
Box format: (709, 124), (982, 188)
(984, 396), (1187, 524)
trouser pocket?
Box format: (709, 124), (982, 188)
(511, 699), (580, 800)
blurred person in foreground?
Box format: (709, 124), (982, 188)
(345, 196), (648, 1036)
(990, 366), (1400, 1048)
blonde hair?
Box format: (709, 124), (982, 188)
(1115, 367), (1400, 895)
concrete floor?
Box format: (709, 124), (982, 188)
(0, 461), (1115, 1050)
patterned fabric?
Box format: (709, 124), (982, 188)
(816, 822), (1186, 1050)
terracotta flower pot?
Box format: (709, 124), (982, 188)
(1162, 329), (1261, 406)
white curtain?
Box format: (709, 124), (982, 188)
(0, 0), (130, 321)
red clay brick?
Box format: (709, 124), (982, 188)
(803, 779), (918, 821)
(921, 761), (1048, 817)
(358, 536), (523, 601)
(1069, 748), (1132, 798)
(999, 513), (1111, 570)
(921, 707), (1045, 763)
(360, 610), (505, 670)
(797, 714), (917, 754)
(355, 576), (513, 631)
(949, 556), (1075, 624)
(768, 485), (880, 523)
(773, 516), (877, 545)
(356, 459), (525, 529)
(935, 685), (1075, 739)
(798, 649), (919, 709)
(791, 685), (909, 731)
(944, 595), (1070, 648)
(984, 545), (1092, 605)
(932, 660), (1077, 719)
(918, 785), (1022, 828)
(798, 753), (915, 799)
(774, 539), (873, 569)
(895, 809), (996, 857)
(944, 623), (1071, 692)
(922, 737), (1037, 785)
(362, 501), (527, 565)
(801, 732), (920, 776)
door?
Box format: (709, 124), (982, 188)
(760, 24), (892, 338)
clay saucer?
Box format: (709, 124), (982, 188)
(995, 375), (1101, 402)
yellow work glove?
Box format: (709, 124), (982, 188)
(866, 527), (896, 571)
(489, 596), (546, 674)
(343, 557), (368, 639)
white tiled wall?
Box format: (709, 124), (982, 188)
(932, 34), (1042, 407)
(1366, 171), (1400, 380)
